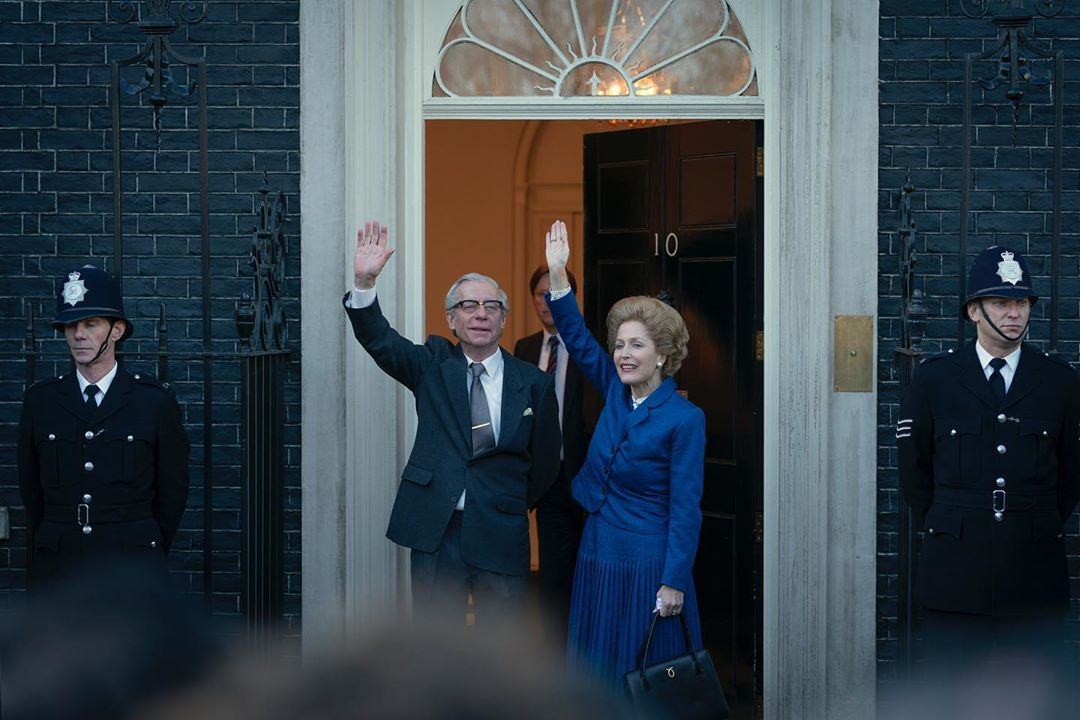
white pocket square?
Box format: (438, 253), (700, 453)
(522, 407), (533, 416)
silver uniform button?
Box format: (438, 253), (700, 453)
(928, 528), (935, 534)
(84, 461), (94, 472)
(127, 435), (134, 442)
(997, 414), (1006, 423)
(82, 493), (91, 503)
(82, 525), (92, 535)
(150, 541), (157, 548)
(994, 512), (1003, 522)
(997, 445), (1006, 455)
(134, 374), (140, 379)
(84, 430), (94, 440)
(48, 433), (56, 441)
(1042, 430), (1048, 437)
(950, 429), (957, 437)
(996, 477), (1005, 488)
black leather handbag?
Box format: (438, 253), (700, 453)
(622, 612), (730, 720)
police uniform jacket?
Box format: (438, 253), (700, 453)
(898, 342), (1080, 616)
(18, 369), (190, 584)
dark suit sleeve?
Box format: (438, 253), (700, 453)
(17, 395), (43, 533)
(662, 407), (706, 592)
(898, 365), (934, 523)
(343, 294), (434, 391)
(1056, 365), (1080, 522)
(154, 391), (190, 552)
(526, 373), (561, 508)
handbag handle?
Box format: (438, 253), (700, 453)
(634, 610), (703, 690)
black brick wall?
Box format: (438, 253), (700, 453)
(0, 0), (301, 643)
(879, 0), (1080, 693)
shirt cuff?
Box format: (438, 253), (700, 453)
(548, 285), (572, 301)
(346, 285), (377, 309)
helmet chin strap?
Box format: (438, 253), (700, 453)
(977, 299), (1027, 344)
(76, 319), (117, 367)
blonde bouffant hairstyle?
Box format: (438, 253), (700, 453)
(605, 296), (690, 378)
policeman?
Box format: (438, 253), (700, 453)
(898, 246), (1080, 676)
(17, 266), (190, 589)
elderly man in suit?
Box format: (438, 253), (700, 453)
(513, 265), (587, 637)
(342, 221), (561, 623)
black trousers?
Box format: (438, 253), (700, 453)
(410, 511), (527, 626)
(915, 609), (1074, 719)
(535, 464), (584, 641)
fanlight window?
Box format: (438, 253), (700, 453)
(434, 0), (756, 98)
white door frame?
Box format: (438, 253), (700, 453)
(300, 2), (879, 718)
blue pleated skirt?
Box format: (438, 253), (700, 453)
(567, 512), (702, 692)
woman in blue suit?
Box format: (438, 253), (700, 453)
(543, 220), (706, 690)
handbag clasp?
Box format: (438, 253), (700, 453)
(666, 666), (675, 678)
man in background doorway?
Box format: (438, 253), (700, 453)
(514, 265), (588, 639)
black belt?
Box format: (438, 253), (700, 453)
(933, 487), (1057, 512)
(44, 500), (153, 525)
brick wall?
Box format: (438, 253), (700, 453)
(878, 0), (1080, 695)
(0, 0), (301, 643)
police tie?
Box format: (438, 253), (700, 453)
(84, 384), (100, 408)
(546, 335), (559, 375)
(988, 357), (1007, 404)
(469, 362), (496, 456)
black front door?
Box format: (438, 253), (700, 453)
(583, 120), (762, 717)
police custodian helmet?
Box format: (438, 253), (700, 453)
(962, 245), (1038, 317)
(51, 265), (134, 340)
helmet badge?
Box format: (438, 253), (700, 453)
(62, 271), (89, 306)
(995, 250), (1023, 286)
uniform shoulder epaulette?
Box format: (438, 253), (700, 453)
(1041, 352), (1076, 371)
(26, 375), (64, 391)
(131, 373), (173, 393)
(918, 349), (954, 364)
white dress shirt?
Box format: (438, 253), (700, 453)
(348, 285), (503, 510)
(975, 341), (1020, 394)
(76, 362), (118, 405)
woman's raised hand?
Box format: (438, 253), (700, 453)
(544, 219), (572, 294)
(545, 219), (570, 271)
(353, 220), (394, 290)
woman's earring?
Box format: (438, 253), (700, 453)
(656, 361), (663, 368)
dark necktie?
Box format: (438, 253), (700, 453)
(546, 335), (559, 375)
(84, 384), (100, 409)
(469, 362), (496, 456)
(988, 357), (1007, 404)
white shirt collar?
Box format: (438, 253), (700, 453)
(76, 362), (119, 398)
(975, 341), (1021, 373)
(463, 347), (504, 379)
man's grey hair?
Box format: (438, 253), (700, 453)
(444, 272), (510, 314)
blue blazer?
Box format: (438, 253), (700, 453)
(547, 291), (706, 592)
(344, 295), (562, 576)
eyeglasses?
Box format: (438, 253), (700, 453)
(449, 299), (505, 314)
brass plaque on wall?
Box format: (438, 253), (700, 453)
(834, 315), (874, 392)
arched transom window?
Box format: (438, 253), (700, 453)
(434, 0), (756, 98)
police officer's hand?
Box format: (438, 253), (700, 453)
(545, 219), (571, 293)
(353, 220), (394, 290)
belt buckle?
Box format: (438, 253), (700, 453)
(77, 503), (90, 526)
(992, 489), (1006, 515)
